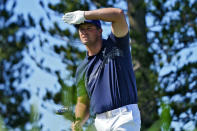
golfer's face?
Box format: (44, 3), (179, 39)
(78, 23), (100, 45)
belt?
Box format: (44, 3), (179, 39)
(96, 104), (138, 119)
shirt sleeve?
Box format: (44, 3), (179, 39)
(76, 77), (87, 97)
(107, 32), (130, 54)
(109, 32), (130, 47)
(75, 61), (89, 97)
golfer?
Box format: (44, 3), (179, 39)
(62, 8), (141, 131)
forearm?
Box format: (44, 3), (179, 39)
(84, 8), (124, 23)
(72, 97), (89, 131)
(74, 96), (90, 125)
(85, 8), (128, 37)
(75, 100), (89, 126)
(62, 8), (128, 37)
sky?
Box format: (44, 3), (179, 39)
(5, 0), (197, 130)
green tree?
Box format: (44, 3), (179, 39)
(126, 0), (159, 129)
(0, 0), (37, 129)
(148, 0), (197, 130)
(0, 116), (7, 131)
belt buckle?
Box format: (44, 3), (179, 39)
(106, 111), (112, 118)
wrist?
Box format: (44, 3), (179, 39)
(75, 120), (82, 125)
(72, 121), (82, 131)
(84, 11), (87, 20)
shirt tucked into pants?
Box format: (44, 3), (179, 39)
(94, 104), (141, 131)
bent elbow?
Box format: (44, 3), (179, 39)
(115, 8), (125, 19)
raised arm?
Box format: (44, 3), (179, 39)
(84, 8), (128, 37)
(62, 8), (128, 38)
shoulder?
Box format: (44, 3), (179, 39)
(76, 59), (89, 80)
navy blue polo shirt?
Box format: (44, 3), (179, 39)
(75, 32), (138, 115)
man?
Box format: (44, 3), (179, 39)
(62, 8), (141, 131)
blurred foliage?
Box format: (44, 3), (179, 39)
(147, 102), (171, 131)
(0, 0), (36, 130)
(126, 0), (160, 130)
(148, 0), (197, 130)
(0, 116), (7, 131)
(30, 104), (42, 131)
(161, 102), (171, 131)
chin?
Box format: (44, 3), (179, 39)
(82, 41), (88, 45)
(82, 40), (89, 44)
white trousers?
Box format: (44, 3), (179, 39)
(94, 104), (141, 131)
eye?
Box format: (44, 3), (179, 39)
(87, 27), (92, 31)
(79, 28), (85, 32)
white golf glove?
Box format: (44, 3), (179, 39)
(62, 11), (86, 24)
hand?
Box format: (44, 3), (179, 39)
(71, 121), (83, 131)
(62, 11), (86, 24)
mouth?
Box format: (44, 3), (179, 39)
(82, 36), (89, 41)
